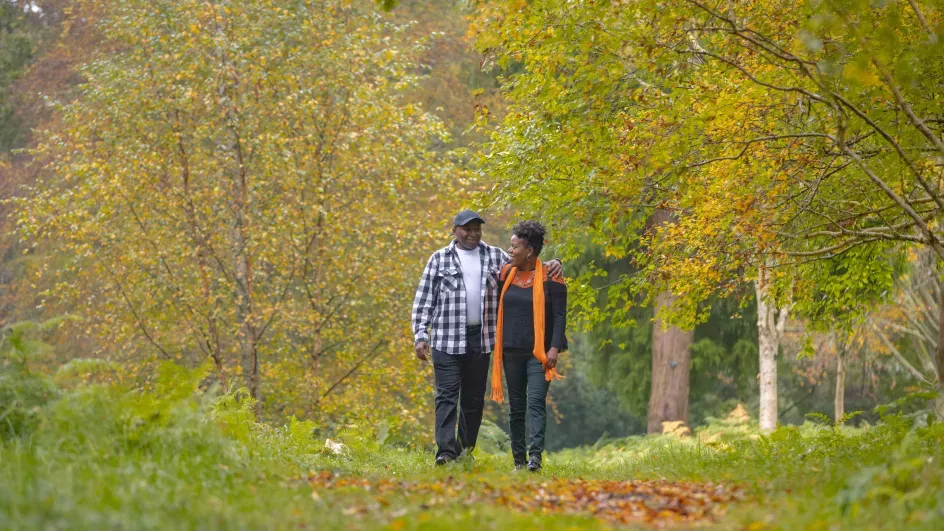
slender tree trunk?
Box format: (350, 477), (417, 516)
(232, 196), (259, 408)
(755, 278), (788, 432)
(646, 208), (693, 434)
(835, 348), (846, 424)
(213, 6), (259, 413)
(937, 277), (944, 385)
(228, 130), (259, 411)
(648, 291), (693, 434)
(935, 277), (944, 418)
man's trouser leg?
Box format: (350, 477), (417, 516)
(457, 325), (488, 455)
(432, 348), (462, 459)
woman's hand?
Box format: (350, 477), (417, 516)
(545, 347), (559, 369)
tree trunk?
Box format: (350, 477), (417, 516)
(214, 11), (259, 414)
(648, 290), (693, 434)
(230, 136), (259, 412)
(937, 277), (944, 385)
(755, 278), (788, 432)
(835, 348), (846, 424)
(935, 276), (944, 417)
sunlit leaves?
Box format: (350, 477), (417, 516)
(16, 0), (461, 430)
(474, 0), (943, 330)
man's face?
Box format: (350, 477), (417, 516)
(453, 221), (483, 250)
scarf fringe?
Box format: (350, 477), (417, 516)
(491, 387), (504, 403)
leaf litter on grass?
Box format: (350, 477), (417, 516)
(308, 471), (741, 527)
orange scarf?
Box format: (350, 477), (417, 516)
(491, 259), (563, 403)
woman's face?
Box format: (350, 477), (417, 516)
(508, 234), (531, 268)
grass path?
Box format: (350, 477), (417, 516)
(2, 379), (941, 530)
(301, 451), (741, 530)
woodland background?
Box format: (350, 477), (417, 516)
(2, 1), (943, 528)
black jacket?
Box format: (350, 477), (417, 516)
(497, 265), (567, 352)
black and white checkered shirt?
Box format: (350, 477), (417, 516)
(412, 240), (510, 355)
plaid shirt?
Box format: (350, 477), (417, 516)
(412, 240), (510, 355)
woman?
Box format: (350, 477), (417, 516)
(490, 220), (567, 472)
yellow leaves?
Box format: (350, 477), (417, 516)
(19, 0), (460, 424)
(309, 472), (742, 526)
(842, 62), (881, 88)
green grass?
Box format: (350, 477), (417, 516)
(1, 365), (942, 530)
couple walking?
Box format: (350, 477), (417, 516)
(411, 210), (567, 471)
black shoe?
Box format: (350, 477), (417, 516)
(513, 461), (525, 471)
(435, 455), (455, 466)
(527, 456), (542, 472)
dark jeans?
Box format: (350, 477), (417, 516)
(431, 325), (489, 459)
(503, 350), (550, 463)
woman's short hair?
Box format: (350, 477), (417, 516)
(511, 220), (546, 257)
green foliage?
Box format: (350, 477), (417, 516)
(543, 352), (644, 449)
(16, 0), (461, 426)
(0, 317), (68, 439)
(563, 243), (760, 423)
(1, 365), (326, 529)
(562, 414), (944, 529)
(472, 0), (944, 333)
(3, 368), (943, 529)
(0, 367), (57, 440)
(0, 1), (41, 151)
(476, 419), (512, 455)
(791, 243), (903, 332)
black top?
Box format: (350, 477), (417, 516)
(499, 271), (567, 352)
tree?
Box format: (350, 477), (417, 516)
(556, 240), (758, 430)
(647, 209), (694, 433)
(16, 0), (460, 426)
(472, 0), (943, 420)
(755, 274), (790, 430)
(871, 249), (942, 384)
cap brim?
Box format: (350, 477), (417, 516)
(455, 217), (485, 226)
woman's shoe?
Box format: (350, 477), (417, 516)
(527, 455), (542, 472)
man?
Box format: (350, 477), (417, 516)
(411, 210), (561, 465)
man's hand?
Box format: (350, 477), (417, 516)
(415, 341), (431, 362)
(545, 347), (559, 369)
(546, 259), (563, 278)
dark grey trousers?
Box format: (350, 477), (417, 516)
(503, 351), (550, 463)
(431, 325), (489, 459)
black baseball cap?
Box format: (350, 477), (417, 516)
(453, 209), (485, 227)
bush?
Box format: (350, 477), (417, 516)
(0, 366), (58, 439)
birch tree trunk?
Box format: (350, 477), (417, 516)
(937, 277), (944, 386)
(835, 348), (846, 424)
(755, 278), (789, 432)
(936, 277), (944, 417)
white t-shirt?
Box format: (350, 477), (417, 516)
(456, 246), (482, 326)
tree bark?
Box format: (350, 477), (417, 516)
(937, 276), (944, 385)
(755, 278), (788, 432)
(648, 289), (693, 434)
(835, 348), (846, 424)
(646, 208), (694, 435)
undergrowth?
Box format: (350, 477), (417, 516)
(1, 361), (941, 529)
